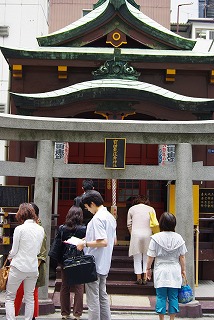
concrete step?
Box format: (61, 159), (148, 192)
(111, 256), (133, 268)
(106, 280), (156, 295)
(53, 245), (150, 295)
(112, 245), (129, 256)
(108, 267), (136, 281)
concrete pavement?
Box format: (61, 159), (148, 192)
(0, 280), (214, 319)
(0, 310), (213, 320)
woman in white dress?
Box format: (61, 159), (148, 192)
(127, 195), (157, 285)
(146, 212), (187, 320)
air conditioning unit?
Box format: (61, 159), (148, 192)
(0, 26), (9, 37)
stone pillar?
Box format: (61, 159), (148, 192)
(34, 140), (55, 314)
(175, 143), (202, 318)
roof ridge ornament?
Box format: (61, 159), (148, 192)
(94, 0), (139, 10)
(110, 0), (139, 9)
(110, 0), (125, 9)
(92, 59), (141, 80)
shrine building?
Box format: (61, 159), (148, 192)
(1, 0), (214, 284)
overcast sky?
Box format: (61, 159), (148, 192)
(170, 0), (199, 23)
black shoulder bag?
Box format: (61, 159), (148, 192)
(62, 226), (97, 285)
(63, 254), (97, 285)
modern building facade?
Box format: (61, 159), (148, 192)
(49, 0), (171, 32)
(0, 0), (49, 184)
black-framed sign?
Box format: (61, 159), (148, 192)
(104, 138), (126, 169)
(199, 188), (214, 213)
(0, 186), (29, 208)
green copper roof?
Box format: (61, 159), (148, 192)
(11, 79), (214, 112)
(94, 0), (140, 10)
(2, 46), (214, 63)
(37, 0), (196, 50)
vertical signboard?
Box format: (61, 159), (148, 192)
(158, 144), (175, 165)
(104, 138), (126, 169)
(199, 188), (214, 213)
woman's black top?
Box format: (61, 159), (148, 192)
(61, 224), (86, 263)
(53, 224), (86, 264)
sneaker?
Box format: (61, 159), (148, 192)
(73, 316), (80, 320)
(62, 316), (71, 320)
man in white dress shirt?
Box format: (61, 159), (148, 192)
(77, 190), (117, 320)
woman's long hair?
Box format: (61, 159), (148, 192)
(65, 205), (83, 231)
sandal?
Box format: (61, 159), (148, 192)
(135, 279), (143, 285)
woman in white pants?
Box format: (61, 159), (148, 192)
(5, 203), (44, 320)
(127, 195), (157, 285)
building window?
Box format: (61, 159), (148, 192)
(82, 9), (92, 16)
(93, 179), (105, 199)
(195, 29), (214, 40)
(118, 179), (139, 202)
(209, 31), (214, 40)
(59, 178), (77, 200)
(195, 28), (207, 39)
(147, 180), (165, 202)
(58, 178), (106, 201)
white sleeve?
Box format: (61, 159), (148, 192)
(147, 238), (157, 257)
(8, 226), (21, 259)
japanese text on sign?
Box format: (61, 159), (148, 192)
(199, 189), (214, 213)
(104, 138), (126, 169)
(112, 139), (118, 168)
(158, 144), (175, 165)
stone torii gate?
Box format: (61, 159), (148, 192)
(0, 113), (214, 316)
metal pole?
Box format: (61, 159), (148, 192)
(195, 225), (199, 287)
(176, 3), (193, 34)
(176, 5), (180, 34)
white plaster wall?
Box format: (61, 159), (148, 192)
(0, 0), (49, 184)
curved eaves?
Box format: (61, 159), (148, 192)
(1, 46), (214, 62)
(37, 1), (111, 47)
(37, 0), (196, 50)
(11, 79), (214, 112)
(121, 0), (196, 50)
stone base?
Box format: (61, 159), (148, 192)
(38, 298), (55, 315)
(20, 298), (55, 315)
(178, 300), (203, 318)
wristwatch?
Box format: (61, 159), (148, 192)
(83, 240), (88, 247)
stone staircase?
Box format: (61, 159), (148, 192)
(53, 245), (155, 296)
(106, 245), (155, 295)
